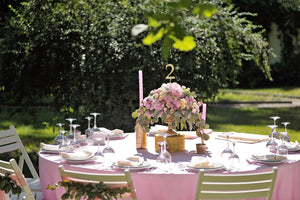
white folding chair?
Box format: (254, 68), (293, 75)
(0, 158), (35, 200)
(195, 167), (278, 200)
(58, 165), (137, 200)
(0, 125), (42, 199)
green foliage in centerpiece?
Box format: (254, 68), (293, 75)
(0, 173), (22, 195)
(47, 180), (130, 200)
(132, 82), (205, 132)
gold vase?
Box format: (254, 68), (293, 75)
(154, 114), (185, 152)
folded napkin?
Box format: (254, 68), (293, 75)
(150, 125), (168, 133)
(191, 157), (214, 168)
(40, 143), (60, 151)
(252, 153), (286, 161)
(61, 150), (94, 161)
(117, 156), (144, 167)
(99, 127), (124, 135)
(285, 140), (300, 149)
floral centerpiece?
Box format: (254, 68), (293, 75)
(132, 82), (205, 134)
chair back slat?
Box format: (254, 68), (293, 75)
(0, 129), (16, 138)
(202, 181), (272, 191)
(0, 126), (39, 179)
(58, 165), (137, 200)
(0, 159), (35, 200)
(0, 142), (21, 154)
(195, 167), (278, 200)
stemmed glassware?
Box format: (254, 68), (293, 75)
(55, 123), (64, 144)
(93, 132), (104, 156)
(270, 116), (280, 139)
(85, 117), (93, 139)
(228, 141), (239, 169)
(221, 132), (234, 159)
(66, 118), (76, 140)
(266, 125), (278, 153)
(281, 122), (291, 142)
(58, 130), (68, 149)
(69, 124), (81, 149)
(102, 131), (115, 167)
(278, 132), (288, 155)
(156, 141), (172, 163)
(90, 113), (100, 132)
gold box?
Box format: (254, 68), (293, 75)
(155, 134), (185, 152)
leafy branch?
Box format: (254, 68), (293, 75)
(47, 180), (130, 200)
(0, 173), (22, 195)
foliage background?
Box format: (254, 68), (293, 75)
(0, 0), (298, 132)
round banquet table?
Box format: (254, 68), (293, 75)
(39, 131), (300, 200)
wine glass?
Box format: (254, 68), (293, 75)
(69, 124), (81, 149)
(228, 141), (239, 171)
(90, 113), (100, 132)
(102, 131), (115, 167)
(58, 130), (68, 149)
(85, 116), (93, 137)
(281, 122), (291, 142)
(93, 132), (105, 156)
(221, 132), (234, 159)
(162, 141), (172, 163)
(55, 123), (64, 144)
(278, 132), (288, 155)
(270, 116), (280, 139)
(157, 142), (168, 163)
(66, 118), (76, 140)
(266, 125), (278, 153)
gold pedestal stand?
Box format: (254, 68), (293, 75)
(154, 115), (185, 152)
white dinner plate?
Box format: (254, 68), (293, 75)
(63, 157), (97, 164)
(250, 157), (288, 164)
(187, 162), (224, 171)
(112, 161), (151, 170)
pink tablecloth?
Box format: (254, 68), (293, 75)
(39, 132), (300, 200)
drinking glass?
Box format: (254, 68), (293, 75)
(228, 141), (239, 171)
(270, 116), (280, 139)
(66, 118), (76, 140)
(278, 132), (288, 155)
(221, 132), (234, 159)
(85, 116), (93, 137)
(162, 141), (172, 163)
(266, 125), (278, 153)
(281, 122), (291, 142)
(69, 124), (81, 149)
(102, 131), (115, 154)
(156, 142), (168, 163)
(102, 132), (115, 167)
(93, 132), (105, 156)
(58, 130), (68, 149)
(55, 123), (64, 144)
(90, 113), (100, 132)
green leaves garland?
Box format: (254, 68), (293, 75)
(0, 173), (22, 195)
(47, 180), (130, 200)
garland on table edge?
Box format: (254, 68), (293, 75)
(47, 180), (130, 200)
(0, 173), (22, 194)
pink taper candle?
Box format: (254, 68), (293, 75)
(202, 103), (206, 121)
(139, 70), (143, 106)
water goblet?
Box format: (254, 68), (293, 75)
(102, 131), (116, 168)
(281, 122), (291, 142)
(90, 113), (101, 132)
(85, 116), (93, 138)
(278, 132), (288, 155)
(58, 130), (68, 149)
(69, 124), (81, 149)
(270, 116), (280, 139)
(156, 142), (168, 163)
(161, 141), (172, 163)
(66, 118), (76, 140)
(221, 132), (234, 159)
(93, 132), (105, 156)
(266, 125), (278, 153)
(228, 141), (240, 171)
(55, 123), (64, 144)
